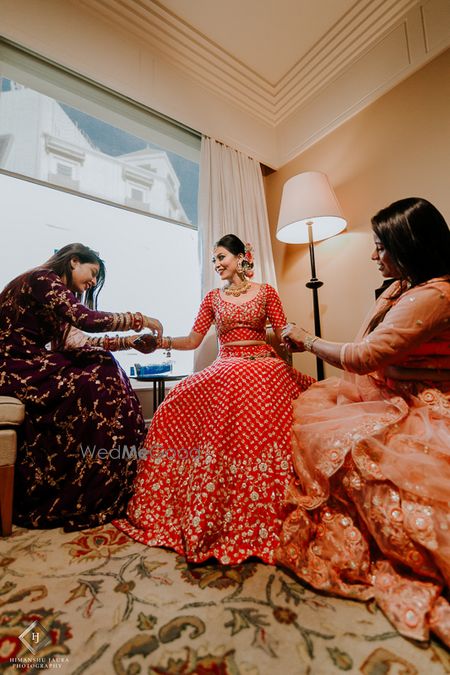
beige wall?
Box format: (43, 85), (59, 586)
(265, 48), (450, 379)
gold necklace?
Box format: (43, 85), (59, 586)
(223, 281), (251, 297)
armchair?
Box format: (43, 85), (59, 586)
(0, 396), (25, 536)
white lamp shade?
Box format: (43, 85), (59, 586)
(276, 171), (346, 244)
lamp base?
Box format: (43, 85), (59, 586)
(315, 355), (325, 381)
(305, 279), (323, 290)
(305, 275), (325, 381)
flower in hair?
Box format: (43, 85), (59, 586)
(242, 243), (255, 277)
(244, 243), (254, 264)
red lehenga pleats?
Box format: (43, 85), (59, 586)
(116, 343), (313, 564)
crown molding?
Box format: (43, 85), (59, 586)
(78, 0), (423, 126)
(276, 0), (450, 166)
(78, 0), (275, 123)
(273, 0), (418, 121)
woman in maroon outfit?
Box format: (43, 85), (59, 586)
(0, 243), (161, 531)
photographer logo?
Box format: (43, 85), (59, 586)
(19, 620), (51, 655)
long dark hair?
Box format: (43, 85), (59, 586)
(366, 197), (450, 333)
(0, 243), (106, 317)
(42, 243), (106, 308)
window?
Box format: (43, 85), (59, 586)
(0, 38), (201, 374)
(50, 156), (80, 189)
(131, 187), (144, 201)
(0, 133), (12, 163)
(57, 163), (73, 177)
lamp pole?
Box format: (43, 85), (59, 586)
(305, 221), (325, 380)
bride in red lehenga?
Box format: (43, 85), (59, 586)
(279, 197), (450, 648)
(115, 234), (314, 564)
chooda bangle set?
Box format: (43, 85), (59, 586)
(103, 335), (133, 351)
(132, 311), (144, 332)
(304, 334), (318, 353)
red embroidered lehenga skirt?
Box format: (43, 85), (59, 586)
(115, 344), (313, 564)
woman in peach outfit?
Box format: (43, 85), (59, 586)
(279, 197), (450, 647)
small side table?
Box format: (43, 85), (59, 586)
(131, 374), (186, 416)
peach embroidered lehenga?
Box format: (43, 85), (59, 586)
(277, 278), (450, 647)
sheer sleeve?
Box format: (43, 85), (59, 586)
(265, 284), (287, 328)
(29, 269), (129, 332)
(63, 326), (134, 351)
(341, 281), (450, 374)
(63, 326), (108, 350)
(64, 326), (90, 349)
(192, 290), (215, 335)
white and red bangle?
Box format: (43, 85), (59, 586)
(304, 334), (318, 353)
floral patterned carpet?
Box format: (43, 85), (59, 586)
(0, 524), (449, 674)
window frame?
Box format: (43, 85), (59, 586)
(0, 36), (201, 231)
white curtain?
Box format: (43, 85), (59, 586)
(198, 136), (277, 296)
(194, 136), (277, 370)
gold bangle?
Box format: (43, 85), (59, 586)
(133, 311), (144, 332)
(304, 334), (318, 353)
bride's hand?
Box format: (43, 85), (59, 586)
(281, 323), (309, 352)
(130, 333), (159, 354)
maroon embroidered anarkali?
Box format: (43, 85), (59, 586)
(0, 269), (145, 530)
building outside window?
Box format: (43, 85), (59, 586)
(0, 47), (201, 374)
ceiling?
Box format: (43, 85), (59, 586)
(159, 0), (358, 84)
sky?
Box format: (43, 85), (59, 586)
(61, 104), (199, 224)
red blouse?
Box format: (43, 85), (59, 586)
(192, 284), (286, 345)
